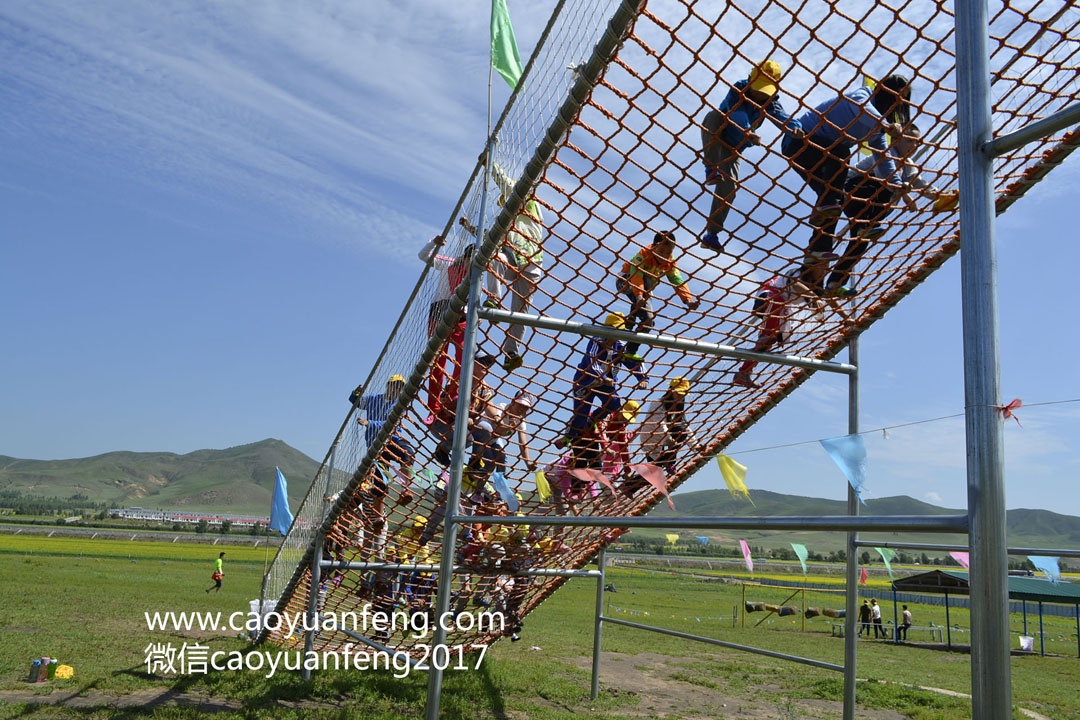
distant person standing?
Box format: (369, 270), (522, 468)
(871, 598), (883, 638)
(899, 605), (912, 641)
(858, 599), (872, 636)
(205, 552), (225, 594)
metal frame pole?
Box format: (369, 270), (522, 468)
(842, 337), (859, 720)
(478, 308), (857, 375)
(590, 548), (607, 700)
(1039, 602), (1045, 656)
(302, 443), (338, 681)
(945, 592), (952, 650)
(423, 140), (493, 718)
(956, 0), (1011, 715)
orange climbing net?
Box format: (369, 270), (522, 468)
(263, 0), (1080, 658)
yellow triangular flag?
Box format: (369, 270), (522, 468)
(534, 470), (552, 502)
(717, 455), (754, 505)
(665, 533), (679, 545)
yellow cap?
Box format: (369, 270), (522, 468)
(748, 60), (782, 97)
(604, 312), (626, 330)
(670, 376), (690, 395)
(621, 399), (640, 424)
(388, 374), (405, 384)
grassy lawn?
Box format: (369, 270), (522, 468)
(0, 536), (1077, 718)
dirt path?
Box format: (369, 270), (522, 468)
(0, 687), (336, 713)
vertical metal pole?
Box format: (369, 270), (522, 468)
(945, 592), (952, 649)
(741, 582), (746, 628)
(590, 548), (607, 700)
(1075, 604), (1078, 659)
(801, 588), (805, 633)
(302, 544), (323, 681)
(893, 590), (900, 645)
(842, 337), (860, 720)
(1039, 602), (1044, 656)
(302, 443), (338, 681)
(956, 0), (1011, 715)
(424, 140), (493, 720)
(1023, 599), (1027, 635)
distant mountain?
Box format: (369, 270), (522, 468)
(0, 439), (320, 515)
(648, 489), (1080, 551)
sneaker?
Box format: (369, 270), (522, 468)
(510, 633), (522, 642)
(482, 299), (498, 310)
(699, 232), (724, 253)
(475, 597), (491, 608)
(704, 165), (723, 185)
(503, 353), (523, 372)
(400, 489), (415, 505)
(829, 285), (858, 298)
(622, 352), (644, 363)
(809, 204), (842, 226)
(423, 414), (435, 426)
(557, 435), (574, 449)
(857, 224), (886, 240)
(733, 371), (758, 389)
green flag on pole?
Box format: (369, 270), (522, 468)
(875, 547), (896, 579)
(791, 543), (809, 575)
(491, 0), (523, 89)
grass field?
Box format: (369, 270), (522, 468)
(1, 536), (1078, 719)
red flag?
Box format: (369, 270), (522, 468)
(567, 468), (616, 494)
(859, 567), (868, 585)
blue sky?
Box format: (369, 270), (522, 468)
(3, 1), (1078, 516)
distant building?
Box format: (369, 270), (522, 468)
(108, 507), (269, 527)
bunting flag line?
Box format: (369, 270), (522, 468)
(1028, 555), (1061, 584)
(791, 543), (809, 575)
(875, 547), (896, 579)
(491, 471), (519, 512)
(695, 536), (709, 545)
(859, 566), (868, 585)
(628, 463), (675, 510)
(739, 539), (754, 573)
(270, 467), (294, 536)
(490, 0), (523, 89)
(534, 469), (552, 501)
(716, 454), (754, 504)
(949, 551), (970, 569)
(819, 434), (868, 503)
(665, 533), (680, 546)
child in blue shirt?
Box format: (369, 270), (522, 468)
(699, 60), (803, 252)
(781, 75), (911, 287)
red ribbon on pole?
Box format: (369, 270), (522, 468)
(998, 398), (1023, 426)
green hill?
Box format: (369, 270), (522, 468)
(641, 488), (1080, 553)
(0, 439), (320, 516)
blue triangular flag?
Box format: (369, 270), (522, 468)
(1028, 555), (1061, 584)
(694, 536), (709, 545)
(270, 467), (295, 536)
(819, 434), (868, 504)
(491, 471), (519, 512)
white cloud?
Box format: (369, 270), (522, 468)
(924, 491), (943, 504)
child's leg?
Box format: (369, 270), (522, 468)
(568, 387), (596, 435)
(503, 265), (539, 358)
(589, 383), (621, 426)
(428, 344), (450, 414)
(706, 154), (741, 233)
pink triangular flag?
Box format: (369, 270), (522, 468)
(949, 551), (970, 569)
(393, 467), (413, 489)
(567, 468), (616, 495)
(739, 539), (753, 573)
(860, 567), (868, 585)
(628, 463), (674, 510)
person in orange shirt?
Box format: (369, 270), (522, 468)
(616, 231), (700, 361)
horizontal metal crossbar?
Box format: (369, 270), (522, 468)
(451, 514), (969, 533)
(319, 560), (601, 578)
(599, 616), (843, 672)
(477, 307), (857, 375)
(337, 627), (430, 670)
(854, 540), (1080, 559)
(984, 102), (1080, 158)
